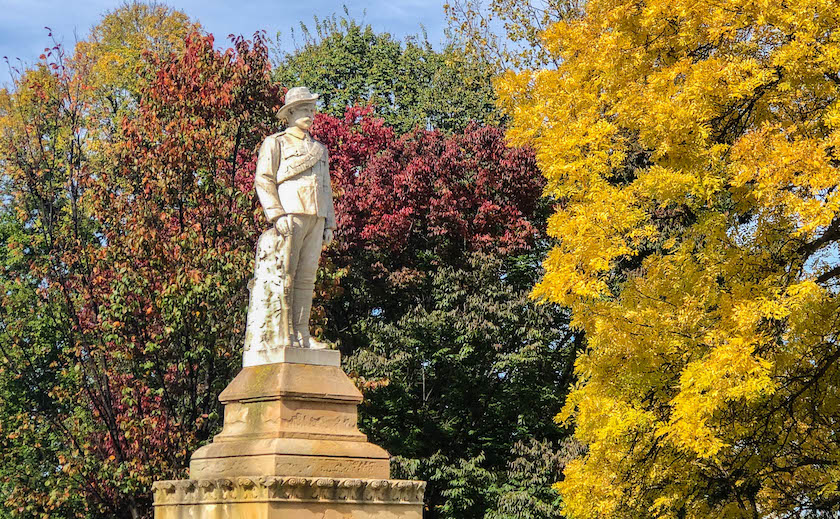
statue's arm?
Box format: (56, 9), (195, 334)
(325, 148), (336, 230)
(255, 136), (284, 223)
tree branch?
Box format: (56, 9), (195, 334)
(816, 264), (840, 284)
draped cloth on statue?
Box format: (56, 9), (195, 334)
(243, 227), (287, 355)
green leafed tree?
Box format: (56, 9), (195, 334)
(272, 13), (501, 133)
(312, 103), (579, 518)
(343, 255), (576, 519)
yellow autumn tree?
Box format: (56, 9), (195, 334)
(73, 1), (199, 116)
(69, 3), (198, 174)
(489, 0), (840, 517)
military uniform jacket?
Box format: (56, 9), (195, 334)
(254, 130), (336, 229)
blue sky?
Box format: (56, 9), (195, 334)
(0, 0), (447, 86)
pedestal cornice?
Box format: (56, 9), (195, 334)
(153, 476), (426, 506)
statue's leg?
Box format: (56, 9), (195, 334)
(285, 214), (310, 347)
(291, 215), (325, 349)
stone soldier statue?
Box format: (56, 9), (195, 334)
(243, 87), (335, 364)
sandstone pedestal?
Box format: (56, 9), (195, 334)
(153, 348), (425, 518)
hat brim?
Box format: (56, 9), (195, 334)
(278, 94), (319, 120)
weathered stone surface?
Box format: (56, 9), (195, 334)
(214, 399), (364, 441)
(189, 361), (390, 481)
(155, 326), (425, 517)
(153, 477), (425, 519)
(190, 438), (390, 479)
(217, 362), (361, 405)
(245, 86), (336, 359)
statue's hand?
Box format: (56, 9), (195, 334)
(275, 214), (293, 236)
(323, 228), (334, 245)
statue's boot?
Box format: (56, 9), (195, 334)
(294, 287), (328, 349)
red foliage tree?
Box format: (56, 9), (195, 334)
(311, 106), (545, 352)
(80, 32), (281, 515)
(0, 31), (280, 518)
(317, 107), (542, 259)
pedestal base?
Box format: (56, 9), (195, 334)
(189, 362), (390, 480)
(153, 351), (425, 518)
(153, 476), (425, 519)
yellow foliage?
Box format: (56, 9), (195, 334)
(495, 0), (840, 516)
(73, 2), (198, 109)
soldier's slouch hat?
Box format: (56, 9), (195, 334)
(279, 86), (319, 121)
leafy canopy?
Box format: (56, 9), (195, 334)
(274, 16), (580, 517)
(273, 14), (500, 133)
(74, 2), (198, 106)
(492, 0), (840, 517)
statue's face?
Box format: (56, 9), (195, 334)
(289, 103), (316, 131)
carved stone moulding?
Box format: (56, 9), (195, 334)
(153, 476), (425, 519)
(153, 476), (425, 505)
